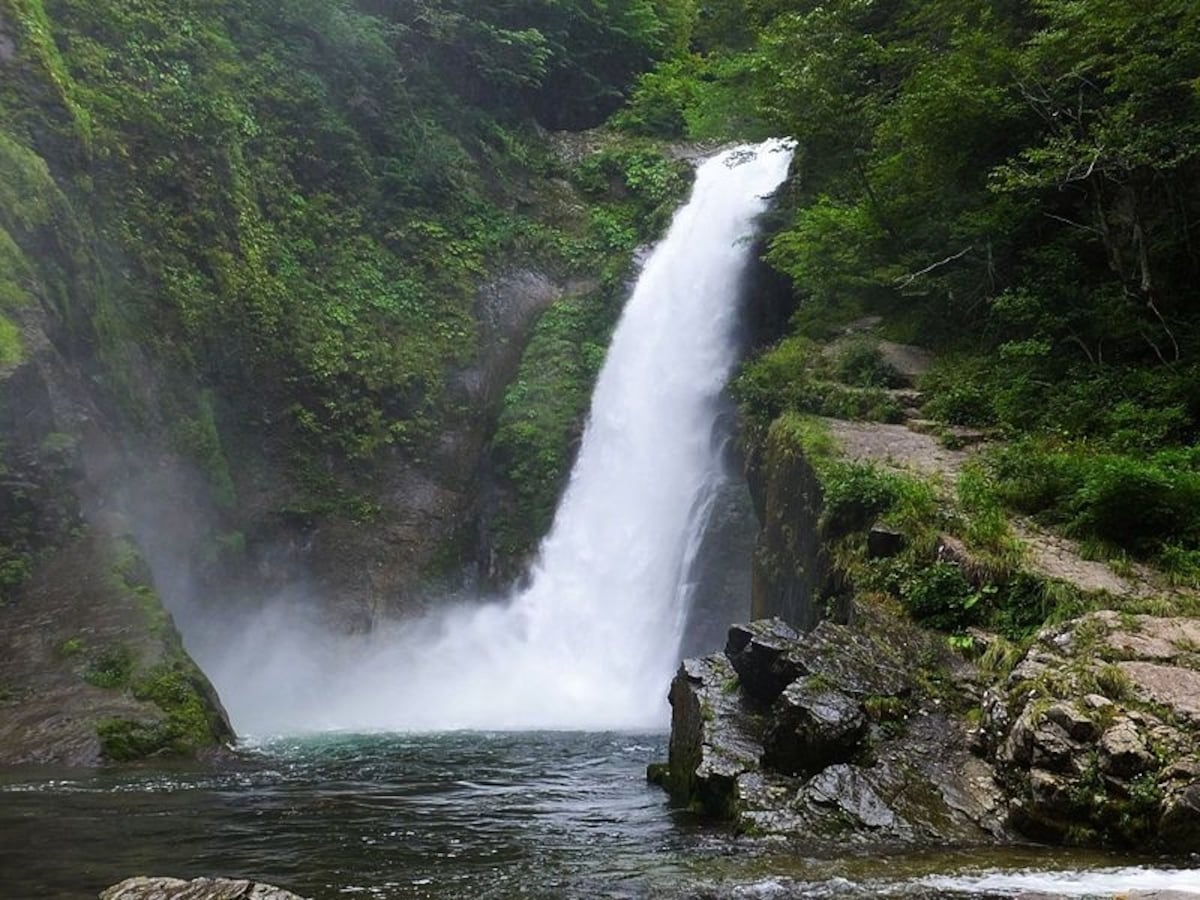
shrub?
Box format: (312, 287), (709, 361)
(835, 340), (900, 388)
(1070, 457), (1200, 554)
(84, 646), (136, 689)
(901, 562), (983, 631)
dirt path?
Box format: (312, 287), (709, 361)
(820, 340), (1196, 605)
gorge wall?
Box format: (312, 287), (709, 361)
(0, 0), (698, 760)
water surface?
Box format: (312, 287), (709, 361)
(2, 733), (1196, 899)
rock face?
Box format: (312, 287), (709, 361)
(0, 308), (233, 766)
(657, 609), (1008, 846)
(101, 877), (307, 900)
(746, 423), (843, 630)
(981, 611), (1200, 850)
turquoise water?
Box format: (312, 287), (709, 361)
(0, 732), (1195, 899)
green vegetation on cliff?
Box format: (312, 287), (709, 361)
(0, 0), (696, 461)
(0, 0), (705, 597)
(623, 0), (1200, 588)
(489, 143), (692, 567)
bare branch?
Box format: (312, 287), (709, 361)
(894, 247), (972, 289)
(1043, 212), (1103, 235)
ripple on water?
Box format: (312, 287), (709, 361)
(1, 733), (1197, 899)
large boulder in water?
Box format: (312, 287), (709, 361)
(101, 877), (308, 899)
(658, 654), (764, 818)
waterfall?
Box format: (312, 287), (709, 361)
(214, 139), (795, 733)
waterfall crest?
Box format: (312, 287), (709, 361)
(215, 139), (795, 733)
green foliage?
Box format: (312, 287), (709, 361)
(734, 336), (904, 428)
(0, 0), (696, 478)
(0, 549), (32, 598)
(900, 562), (983, 632)
(84, 645), (135, 689)
(0, 314), (22, 367)
(834, 340), (900, 389)
(487, 143), (690, 570)
(991, 440), (1200, 560)
(491, 292), (617, 564)
(171, 391), (236, 510)
(95, 657), (226, 761)
(57, 636), (85, 657)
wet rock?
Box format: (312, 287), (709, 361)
(804, 763), (901, 830)
(787, 620), (911, 699)
(101, 877), (308, 899)
(665, 654), (763, 818)
(658, 612), (1010, 847)
(762, 677), (867, 776)
(1159, 781), (1200, 851)
(725, 618), (802, 704)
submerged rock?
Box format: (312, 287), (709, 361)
(101, 877), (308, 899)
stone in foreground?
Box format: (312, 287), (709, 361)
(101, 877), (308, 900)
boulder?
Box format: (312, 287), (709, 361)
(663, 654), (763, 818)
(101, 878), (307, 900)
(762, 677), (867, 776)
(1160, 781), (1200, 851)
(867, 523), (907, 559)
(803, 763), (900, 830)
(1098, 718), (1156, 779)
(725, 618), (802, 704)
(655, 612), (1009, 847)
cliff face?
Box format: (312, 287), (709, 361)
(745, 419), (838, 631)
(0, 304), (233, 764)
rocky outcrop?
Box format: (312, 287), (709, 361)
(101, 877), (307, 899)
(745, 423), (844, 630)
(0, 306), (233, 765)
(980, 612), (1200, 850)
(654, 611), (1009, 846)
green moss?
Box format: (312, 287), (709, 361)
(96, 717), (181, 762)
(489, 143), (692, 570)
(107, 537), (170, 635)
(56, 636), (85, 657)
(96, 660), (227, 761)
(489, 289), (619, 564)
(170, 391), (235, 509)
(0, 314), (23, 366)
(0, 548), (32, 601)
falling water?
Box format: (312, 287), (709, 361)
(211, 139), (795, 733)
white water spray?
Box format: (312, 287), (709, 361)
(212, 139), (794, 733)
